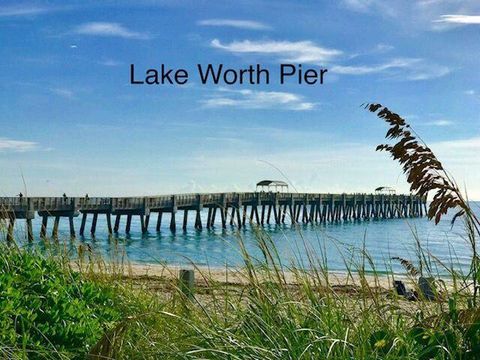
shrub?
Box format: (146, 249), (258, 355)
(0, 245), (121, 359)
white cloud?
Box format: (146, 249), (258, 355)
(201, 88), (316, 111)
(405, 63), (451, 80)
(464, 90), (480, 100)
(434, 15), (480, 25)
(49, 87), (75, 99)
(341, 1), (480, 32)
(73, 22), (149, 39)
(424, 119), (454, 126)
(98, 59), (122, 67)
(341, 0), (399, 17)
(198, 19), (271, 30)
(434, 136), (480, 150)
(0, 5), (50, 17)
(341, 0), (376, 12)
(331, 58), (450, 80)
(331, 58), (419, 75)
(374, 43), (394, 53)
(210, 39), (448, 81)
(348, 43), (394, 60)
(0, 138), (37, 152)
(210, 39), (342, 63)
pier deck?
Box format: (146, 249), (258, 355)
(0, 192), (427, 240)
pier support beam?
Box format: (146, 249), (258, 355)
(211, 207), (217, 227)
(140, 215), (146, 233)
(302, 201), (308, 223)
(114, 215), (121, 233)
(26, 219), (34, 242)
(80, 213), (87, 236)
(221, 206), (227, 229)
(145, 215), (150, 231)
(230, 207), (235, 226)
(91, 213), (98, 235)
(195, 210), (202, 230)
(183, 210), (188, 230)
(273, 204), (279, 224)
(126, 215), (132, 233)
(206, 208), (212, 229)
(69, 216), (75, 237)
(7, 217), (14, 243)
(40, 215), (48, 238)
(0, 193), (425, 236)
(52, 216), (60, 238)
(236, 206), (242, 228)
(156, 212), (162, 231)
(289, 204), (295, 224)
(309, 203), (315, 223)
(106, 214), (113, 234)
(170, 212), (176, 232)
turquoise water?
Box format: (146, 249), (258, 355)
(6, 207), (477, 274)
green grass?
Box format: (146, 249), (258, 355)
(3, 102), (479, 358)
(0, 244), (123, 359)
(0, 225), (479, 360)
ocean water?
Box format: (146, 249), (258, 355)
(5, 206), (478, 274)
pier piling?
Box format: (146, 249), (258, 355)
(69, 216), (75, 237)
(106, 214), (113, 234)
(80, 213), (87, 236)
(195, 210), (202, 230)
(126, 215), (132, 234)
(170, 212), (176, 232)
(91, 213), (98, 235)
(156, 212), (162, 231)
(140, 215), (146, 233)
(183, 210), (188, 230)
(7, 217), (14, 243)
(114, 215), (121, 233)
(52, 216), (60, 238)
(145, 214), (150, 231)
(0, 192), (427, 237)
(26, 219), (34, 242)
(40, 216), (48, 238)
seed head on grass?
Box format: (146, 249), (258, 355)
(365, 103), (478, 227)
(366, 103), (480, 304)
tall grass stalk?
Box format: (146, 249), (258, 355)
(1, 103), (480, 358)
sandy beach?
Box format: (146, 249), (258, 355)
(74, 260), (416, 290)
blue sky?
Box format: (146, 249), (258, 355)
(1, 0), (479, 198)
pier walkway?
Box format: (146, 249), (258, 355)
(0, 192), (427, 241)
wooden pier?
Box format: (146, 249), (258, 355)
(0, 192), (427, 240)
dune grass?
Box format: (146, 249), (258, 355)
(0, 221), (478, 359)
(1, 104), (480, 359)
